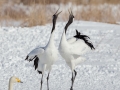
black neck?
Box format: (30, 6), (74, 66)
(51, 21), (56, 33)
(64, 21), (71, 34)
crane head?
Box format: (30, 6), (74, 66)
(52, 8), (62, 24)
(68, 9), (74, 25)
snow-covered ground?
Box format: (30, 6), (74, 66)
(0, 21), (120, 90)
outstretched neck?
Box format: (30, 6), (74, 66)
(51, 20), (56, 33)
(60, 19), (73, 46)
(47, 17), (57, 47)
(64, 22), (70, 34)
(9, 81), (13, 90)
(60, 29), (68, 46)
(47, 30), (55, 47)
(60, 20), (72, 45)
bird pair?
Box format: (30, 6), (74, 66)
(25, 8), (95, 90)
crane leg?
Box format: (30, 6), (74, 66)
(70, 70), (77, 90)
(47, 73), (50, 90)
(70, 72), (74, 90)
(74, 70), (77, 81)
(40, 74), (43, 90)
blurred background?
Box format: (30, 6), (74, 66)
(0, 0), (120, 27)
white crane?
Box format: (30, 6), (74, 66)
(25, 9), (62, 90)
(59, 10), (95, 90)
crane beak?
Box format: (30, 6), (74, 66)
(68, 8), (74, 17)
(56, 11), (62, 15)
(54, 7), (62, 16)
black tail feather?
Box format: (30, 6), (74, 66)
(37, 70), (42, 74)
(25, 55), (29, 60)
(25, 55), (40, 72)
(81, 35), (90, 39)
(74, 29), (95, 50)
(25, 55), (37, 62)
(85, 40), (95, 50)
(76, 30), (79, 35)
(33, 56), (39, 70)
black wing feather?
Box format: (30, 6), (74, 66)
(33, 56), (39, 70)
(74, 30), (95, 50)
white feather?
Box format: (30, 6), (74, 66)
(59, 30), (90, 71)
(27, 47), (44, 60)
(70, 38), (90, 55)
(26, 30), (58, 74)
(67, 37), (77, 44)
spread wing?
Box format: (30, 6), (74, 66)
(25, 47), (44, 61)
(70, 39), (90, 55)
(67, 37), (77, 44)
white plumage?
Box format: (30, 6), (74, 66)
(25, 9), (62, 90)
(59, 10), (95, 90)
(59, 30), (88, 70)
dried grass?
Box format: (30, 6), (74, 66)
(4, 7), (26, 20)
(23, 8), (47, 26)
(0, 1), (120, 26)
(9, 0), (120, 5)
(75, 5), (119, 24)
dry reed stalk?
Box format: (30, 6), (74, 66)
(3, 0), (120, 5)
(24, 6), (47, 26)
(0, 1), (120, 26)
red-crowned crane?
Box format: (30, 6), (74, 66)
(25, 9), (62, 90)
(59, 10), (95, 90)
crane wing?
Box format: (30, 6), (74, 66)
(25, 47), (44, 61)
(70, 39), (90, 55)
(67, 37), (77, 44)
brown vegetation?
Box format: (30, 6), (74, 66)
(24, 7), (47, 26)
(10, 0), (120, 5)
(0, 0), (120, 26)
(75, 5), (120, 24)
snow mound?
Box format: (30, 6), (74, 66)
(0, 21), (120, 90)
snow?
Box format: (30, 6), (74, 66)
(0, 21), (120, 90)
